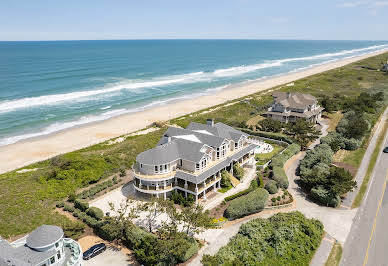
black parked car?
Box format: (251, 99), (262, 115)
(383, 147), (388, 153)
(83, 243), (106, 260)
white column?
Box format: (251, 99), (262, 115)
(203, 190), (207, 200)
(195, 184), (198, 192)
(184, 180), (188, 189)
(213, 183), (216, 191)
(230, 161), (234, 175)
(156, 193), (159, 198)
(164, 180), (166, 189)
(195, 194), (198, 203)
(147, 185), (149, 190)
(139, 179), (142, 189)
(164, 192), (167, 200)
(174, 177), (178, 186)
(156, 183), (159, 191)
(185, 191), (188, 197)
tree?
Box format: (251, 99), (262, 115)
(258, 118), (283, 133)
(285, 120), (319, 150)
(233, 163), (245, 180)
(140, 197), (170, 232)
(180, 204), (213, 236)
(221, 170), (232, 188)
(327, 167), (357, 196)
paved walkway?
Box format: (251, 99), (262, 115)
(202, 167), (256, 211)
(341, 107), (388, 208)
(310, 233), (335, 266)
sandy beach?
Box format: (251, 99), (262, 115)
(0, 49), (387, 174)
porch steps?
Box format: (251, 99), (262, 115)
(229, 174), (240, 188)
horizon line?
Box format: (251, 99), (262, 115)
(1, 38), (388, 42)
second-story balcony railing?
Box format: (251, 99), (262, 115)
(132, 164), (176, 181)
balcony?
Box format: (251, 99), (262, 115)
(134, 183), (174, 193)
(132, 165), (176, 181)
(63, 238), (82, 266)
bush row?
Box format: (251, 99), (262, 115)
(76, 179), (115, 200)
(265, 180), (278, 194)
(269, 143), (301, 189)
(225, 188), (269, 220)
(224, 179), (259, 202)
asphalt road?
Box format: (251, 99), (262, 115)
(341, 126), (388, 266)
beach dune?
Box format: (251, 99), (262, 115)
(0, 50), (386, 174)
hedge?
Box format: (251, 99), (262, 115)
(269, 143), (300, 189)
(56, 201), (65, 208)
(87, 207), (104, 220)
(77, 180), (115, 199)
(225, 179), (259, 202)
(225, 188), (269, 220)
(272, 166), (289, 189)
(63, 204), (75, 213)
(265, 180), (278, 194)
(240, 128), (295, 144)
(74, 199), (89, 211)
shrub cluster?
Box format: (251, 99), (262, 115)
(76, 180), (114, 199)
(74, 199), (89, 211)
(123, 223), (199, 265)
(265, 180), (278, 194)
(202, 212), (324, 266)
(87, 207), (104, 220)
(225, 188), (269, 220)
(233, 163), (245, 180)
(300, 144), (356, 207)
(321, 131), (362, 152)
(269, 143), (301, 189)
(171, 190), (194, 207)
(225, 179), (258, 202)
(220, 170), (232, 188)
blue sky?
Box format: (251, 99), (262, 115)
(0, 0), (387, 41)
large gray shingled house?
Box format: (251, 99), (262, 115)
(0, 225), (82, 266)
(133, 119), (256, 202)
(265, 91), (324, 123)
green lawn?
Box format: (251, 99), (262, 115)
(1, 52), (388, 239)
(255, 143), (284, 165)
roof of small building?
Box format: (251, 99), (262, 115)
(26, 225), (63, 249)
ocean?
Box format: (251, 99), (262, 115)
(0, 39), (387, 146)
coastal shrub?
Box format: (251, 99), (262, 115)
(63, 204), (75, 212)
(225, 188), (269, 220)
(119, 167), (126, 177)
(257, 174), (264, 189)
(265, 180), (278, 194)
(73, 209), (81, 218)
(94, 218), (122, 241)
(220, 170), (232, 188)
(113, 176), (118, 184)
(87, 207), (104, 220)
(233, 163), (245, 180)
(271, 143), (301, 168)
(171, 190), (194, 207)
(56, 201), (65, 208)
(202, 212), (324, 266)
(74, 199), (89, 211)
(343, 137), (362, 150)
(272, 166), (289, 189)
(310, 186), (341, 207)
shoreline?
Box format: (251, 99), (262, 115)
(0, 49), (387, 174)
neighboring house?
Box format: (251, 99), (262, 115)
(0, 225), (82, 266)
(265, 91), (324, 123)
(382, 61), (388, 72)
(133, 119), (256, 202)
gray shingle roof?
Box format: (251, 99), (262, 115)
(26, 225), (63, 249)
(175, 144), (256, 184)
(0, 234), (57, 266)
(136, 122), (248, 166)
(272, 91), (316, 109)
